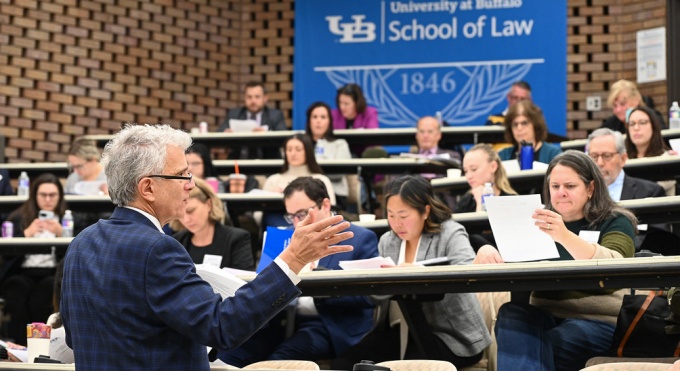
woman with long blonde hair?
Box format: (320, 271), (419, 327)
(456, 143), (517, 213)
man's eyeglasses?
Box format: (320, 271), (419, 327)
(284, 204), (320, 225)
(589, 152), (619, 162)
(146, 173), (193, 182)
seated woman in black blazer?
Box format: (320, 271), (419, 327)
(171, 177), (255, 271)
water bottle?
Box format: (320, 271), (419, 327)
(670, 101), (680, 130)
(18, 171), (30, 197)
(519, 141), (534, 170)
(435, 111), (443, 126)
(61, 210), (74, 238)
(481, 182), (494, 211)
(315, 139), (326, 158)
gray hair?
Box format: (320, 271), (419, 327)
(586, 128), (626, 154)
(102, 124), (192, 206)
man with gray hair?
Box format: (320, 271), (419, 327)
(586, 127), (664, 201)
(61, 124), (354, 370)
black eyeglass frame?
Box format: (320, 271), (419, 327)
(146, 173), (193, 181)
(283, 202), (322, 225)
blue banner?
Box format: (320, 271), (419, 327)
(293, 0), (567, 135)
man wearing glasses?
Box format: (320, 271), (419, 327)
(61, 124), (354, 371)
(218, 177), (379, 367)
(586, 128), (679, 254)
(586, 128), (664, 201)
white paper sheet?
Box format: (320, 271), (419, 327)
(502, 160), (549, 173)
(339, 256), (396, 270)
(669, 138), (680, 152)
(484, 194), (559, 262)
(229, 119), (261, 132)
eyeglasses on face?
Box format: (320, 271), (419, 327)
(69, 163), (86, 171)
(589, 152), (619, 162)
(283, 204), (320, 225)
(37, 192), (60, 199)
(146, 173), (193, 182)
(511, 120), (531, 129)
(628, 119), (650, 128)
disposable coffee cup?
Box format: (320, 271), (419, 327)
(447, 169), (462, 178)
(359, 214), (376, 222)
(26, 323), (51, 363)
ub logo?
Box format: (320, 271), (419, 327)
(326, 15), (376, 43)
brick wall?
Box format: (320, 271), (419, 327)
(0, 0), (670, 161)
(567, 0), (668, 138)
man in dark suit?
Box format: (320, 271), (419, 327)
(218, 177), (379, 367)
(61, 124), (354, 370)
(586, 128), (679, 255)
(586, 128), (664, 201)
(412, 116), (460, 208)
(217, 81), (287, 159)
(413, 116), (461, 164)
(484, 81), (532, 126)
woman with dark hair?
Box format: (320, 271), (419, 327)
(2, 173), (66, 345)
(499, 100), (561, 164)
(625, 105), (676, 196)
(263, 134), (336, 205)
(186, 143), (219, 180)
(332, 175), (490, 370)
(331, 84), (379, 130)
(7, 173), (66, 238)
(475, 150), (637, 370)
(305, 101), (352, 210)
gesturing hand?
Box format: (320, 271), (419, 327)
(279, 210), (354, 274)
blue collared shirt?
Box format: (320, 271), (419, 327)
(608, 170), (625, 201)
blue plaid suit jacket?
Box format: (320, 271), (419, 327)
(61, 207), (300, 371)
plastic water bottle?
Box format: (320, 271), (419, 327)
(670, 101), (680, 129)
(435, 111), (443, 126)
(481, 182), (494, 211)
(519, 141), (534, 170)
(17, 171), (30, 197)
(61, 210), (74, 238)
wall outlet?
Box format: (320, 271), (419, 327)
(586, 96), (602, 111)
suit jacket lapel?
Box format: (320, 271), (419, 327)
(417, 233), (435, 262)
(620, 175), (635, 200)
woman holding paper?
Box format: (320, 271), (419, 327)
(170, 178), (254, 271)
(332, 175), (490, 370)
(476, 150), (637, 370)
(625, 105), (676, 196)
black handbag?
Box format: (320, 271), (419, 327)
(611, 290), (680, 358)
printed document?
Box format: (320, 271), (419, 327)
(484, 194), (559, 262)
(229, 119), (259, 132)
(195, 264), (247, 299)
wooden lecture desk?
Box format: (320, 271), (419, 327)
(83, 126), (505, 149)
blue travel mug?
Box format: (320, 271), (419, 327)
(519, 141), (533, 170)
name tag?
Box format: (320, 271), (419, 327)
(203, 254), (223, 267)
(579, 230), (600, 243)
